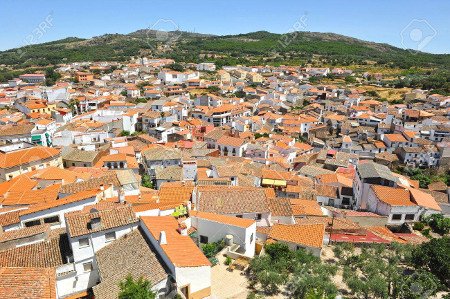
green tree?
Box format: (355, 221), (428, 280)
(141, 174), (153, 189)
(413, 237), (450, 287)
(118, 275), (156, 299)
(234, 90), (246, 98)
(167, 63), (184, 72)
(396, 271), (441, 299)
(207, 86), (220, 93)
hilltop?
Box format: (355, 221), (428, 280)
(0, 29), (449, 70)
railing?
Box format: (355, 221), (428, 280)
(56, 263), (76, 278)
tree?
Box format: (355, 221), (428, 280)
(120, 130), (130, 136)
(423, 214), (450, 235)
(141, 174), (153, 189)
(167, 63), (184, 72)
(234, 90), (246, 98)
(45, 67), (61, 86)
(207, 86), (220, 93)
(118, 275), (156, 299)
(249, 243), (336, 297)
(413, 237), (450, 287)
(396, 271), (441, 299)
(345, 75), (356, 83)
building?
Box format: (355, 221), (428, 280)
(190, 210), (257, 258)
(0, 144), (62, 182)
(62, 203), (139, 297)
(75, 72), (94, 83)
(19, 73), (46, 83)
(140, 216), (212, 299)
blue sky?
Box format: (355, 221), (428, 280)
(0, 0), (449, 53)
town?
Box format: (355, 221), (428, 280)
(0, 55), (449, 299)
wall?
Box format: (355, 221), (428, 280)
(19, 196), (99, 228)
(192, 217), (256, 258)
(175, 266), (211, 298)
(65, 224), (138, 296)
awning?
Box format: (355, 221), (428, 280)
(261, 178), (286, 187)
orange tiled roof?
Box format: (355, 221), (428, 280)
(191, 211), (255, 228)
(268, 223), (325, 248)
(19, 189), (99, 216)
(140, 216), (211, 267)
(370, 185), (415, 206)
(0, 267), (56, 299)
(409, 188), (441, 211)
(0, 146), (60, 169)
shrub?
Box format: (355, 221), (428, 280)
(225, 256), (233, 265)
(413, 222), (425, 231)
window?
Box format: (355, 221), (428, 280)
(236, 215), (243, 218)
(256, 214), (262, 220)
(105, 232), (116, 242)
(250, 233), (254, 243)
(24, 220), (41, 227)
(199, 235), (208, 244)
(342, 198), (350, 206)
(43, 215), (60, 224)
(79, 238), (90, 248)
(392, 214), (402, 221)
(405, 214), (415, 221)
(83, 262), (93, 272)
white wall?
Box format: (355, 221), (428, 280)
(20, 196), (99, 228)
(65, 224), (138, 296)
(191, 217), (256, 258)
(175, 266), (211, 296)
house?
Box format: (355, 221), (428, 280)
(62, 148), (102, 168)
(19, 73), (46, 83)
(395, 146), (439, 167)
(190, 210), (257, 258)
(62, 203), (139, 297)
(93, 229), (171, 298)
(140, 216), (212, 299)
(158, 70), (199, 85)
(216, 135), (247, 157)
(353, 162), (399, 210)
(257, 223), (325, 256)
(367, 185), (420, 225)
(0, 123), (35, 144)
(142, 146), (182, 177)
(75, 72), (94, 82)
(197, 63), (216, 72)
(194, 186), (271, 226)
(0, 144), (62, 182)
(382, 134), (409, 152)
(18, 189), (101, 229)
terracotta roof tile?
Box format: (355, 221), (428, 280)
(268, 223), (324, 248)
(191, 211), (255, 228)
(0, 267), (56, 299)
(140, 216), (211, 267)
(65, 203), (138, 237)
(370, 185), (414, 206)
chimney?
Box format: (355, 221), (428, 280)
(159, 231), (167, 245)
(100, 184), (104, 191)
(118, 187), (125, 204)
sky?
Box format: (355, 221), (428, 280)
(0, 0), (449, 54)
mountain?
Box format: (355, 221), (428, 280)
(0, 30), (449, 70)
